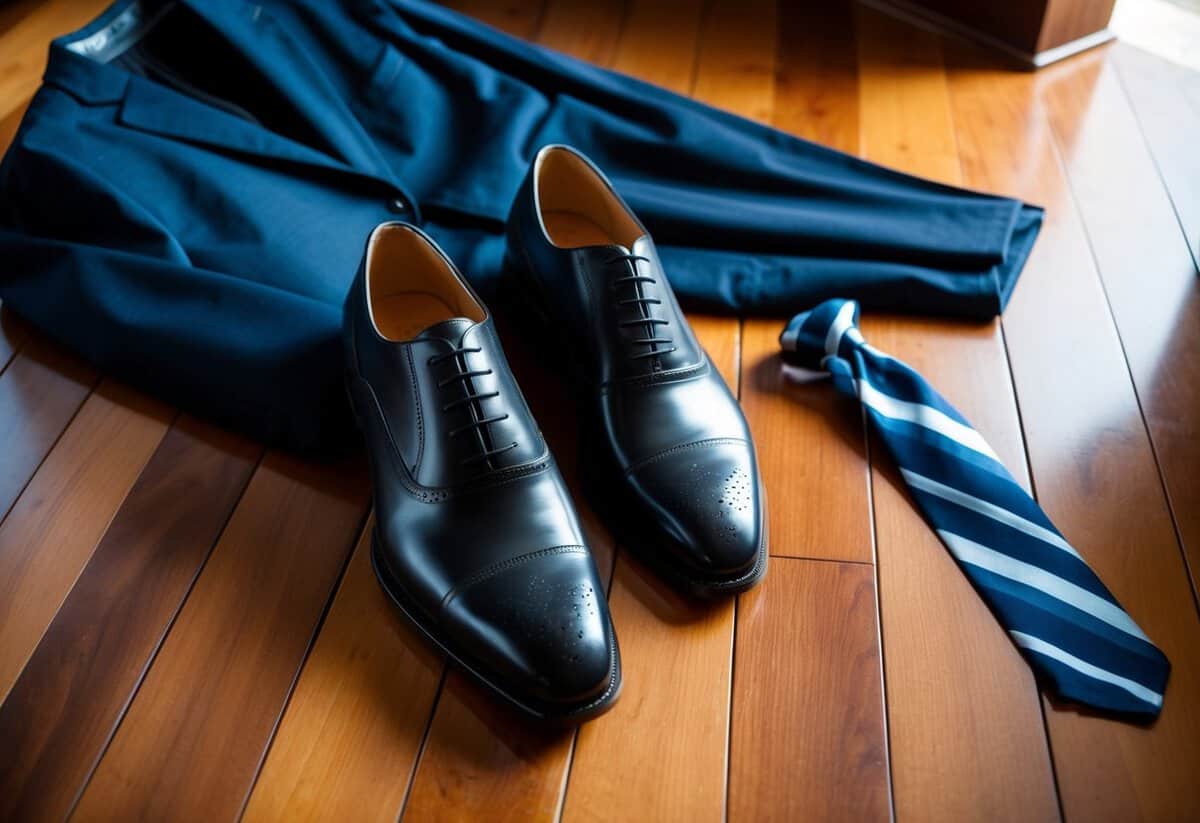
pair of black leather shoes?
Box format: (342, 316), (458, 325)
(344, 145), (767, 722)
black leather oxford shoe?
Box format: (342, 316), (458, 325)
(504, 145), (767, 598)
(344, 222), (620, 721)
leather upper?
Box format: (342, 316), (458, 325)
(344, 223), (617, 711)
(506, 146), (766, 585)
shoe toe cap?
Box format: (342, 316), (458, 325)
(630, 440), (764, 578)
(442, 547), (618, 712)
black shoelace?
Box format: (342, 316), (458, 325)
(606, 252), (677, 360)
(429, 345), (518, 467)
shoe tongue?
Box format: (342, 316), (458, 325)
(415, 317), (476, 344)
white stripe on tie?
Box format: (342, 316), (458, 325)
(823, 301), (859, 356)
(1010, 631), (1163, 707)
(854, 377), (1002, 463)
(901, 468), (1081, 559)
(938, 530), (1150, 642)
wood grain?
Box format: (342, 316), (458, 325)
(0, 303), (30, 373)
(740, 319), (872, 562)
(554, 5), (759, 820)
(1043, 49), (1200, 610)
(976, 46), (1200, 822)
(562, 561), (733, 823)
(691, 0), (776, 125)
(729, 557), (889, 821)
(241, 523), (445, 823)
(70, 453), (368, 821)
(402, 669), (575, 823)
(610, 0), (705, 95)
(0, 339), (98, 524)
(0, 0), (112, 122)
(856, 6), (960, 187)
(0, 97), (30, 156)
(438, 0), (545, 36)
(738, 2), (871, 565)
(534, 0), (624, 67)
(857, 9), (1061, 821)
(0, 380), (172, 702)
(398, 4), (623, 819)
(1, 3), (1198, 822)
(772, 1), (860, 150)
(0, 417), (258, 823)
(0, 0), (44, 38)
(1110, 44), (1200, 270)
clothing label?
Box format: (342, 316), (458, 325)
(64, 1), (169, 64)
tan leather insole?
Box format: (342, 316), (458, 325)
(373, 291), (458, 340)
(542, 209), (615, 248)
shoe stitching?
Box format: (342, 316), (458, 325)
(623, 436), (750, 477)
(608, 357), (708, 389)
(356, 373), (552, 502)
(405, 344), (425, 474)
(439, 544), (589, 612)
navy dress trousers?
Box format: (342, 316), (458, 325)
(0, 0), (1043, 451)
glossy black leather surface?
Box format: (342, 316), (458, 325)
(344, 223), (620, 720)
(505, 147), (767, 595)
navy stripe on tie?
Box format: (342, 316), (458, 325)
(914, 491), (1115, 601)
(780, 298), (1170, 718)
(969, 565), (1163, 664)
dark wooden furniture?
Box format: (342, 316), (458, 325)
(864, 0), (1117, 65)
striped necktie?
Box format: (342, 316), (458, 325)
(780, 299), (1169, 718)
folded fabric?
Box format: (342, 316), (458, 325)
(0, 0), (1042, 450)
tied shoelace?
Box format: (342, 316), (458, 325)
(428, 345), (518, 467)
(606, 252), (677, 361)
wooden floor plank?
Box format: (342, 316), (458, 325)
(609, 0), (704, 95)
(964, 46), (1200, 823)
(0, 97), (30, 156)
(0, 417), (258, 823)
(397, 4), (620, 820)
(1111, 43), (1200, 271)
(562, 563), (733, 823)
(557, 4), (761, 820)
(0, 339), (98, 524)
(534, 0), (624, 66)
(402, 669), (575, 823)
(0, 0), (111, 122)
(0, 0), (44, 39)
(729, 557), (889, 821)
(0, 380), (172, 702)
(855, 8), (1061, 821)
(740, 318), (871, 563)
(438, 0), (545, 35)
(691, 0), (776, 126)
(855, 6), (960, 186)
(721, 6), (892, 819)
(772, 0), (860, 150)
(738, 7), (868, 565)
(0, 303), (31, 374)
(70, 453), (368, 821)
(1042, 49), (1200, 610)
(241, 523), (445, 823)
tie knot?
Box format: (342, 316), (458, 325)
(779, 299), (865, 371)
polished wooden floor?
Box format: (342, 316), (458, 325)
(2, 0), (1199, 820)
